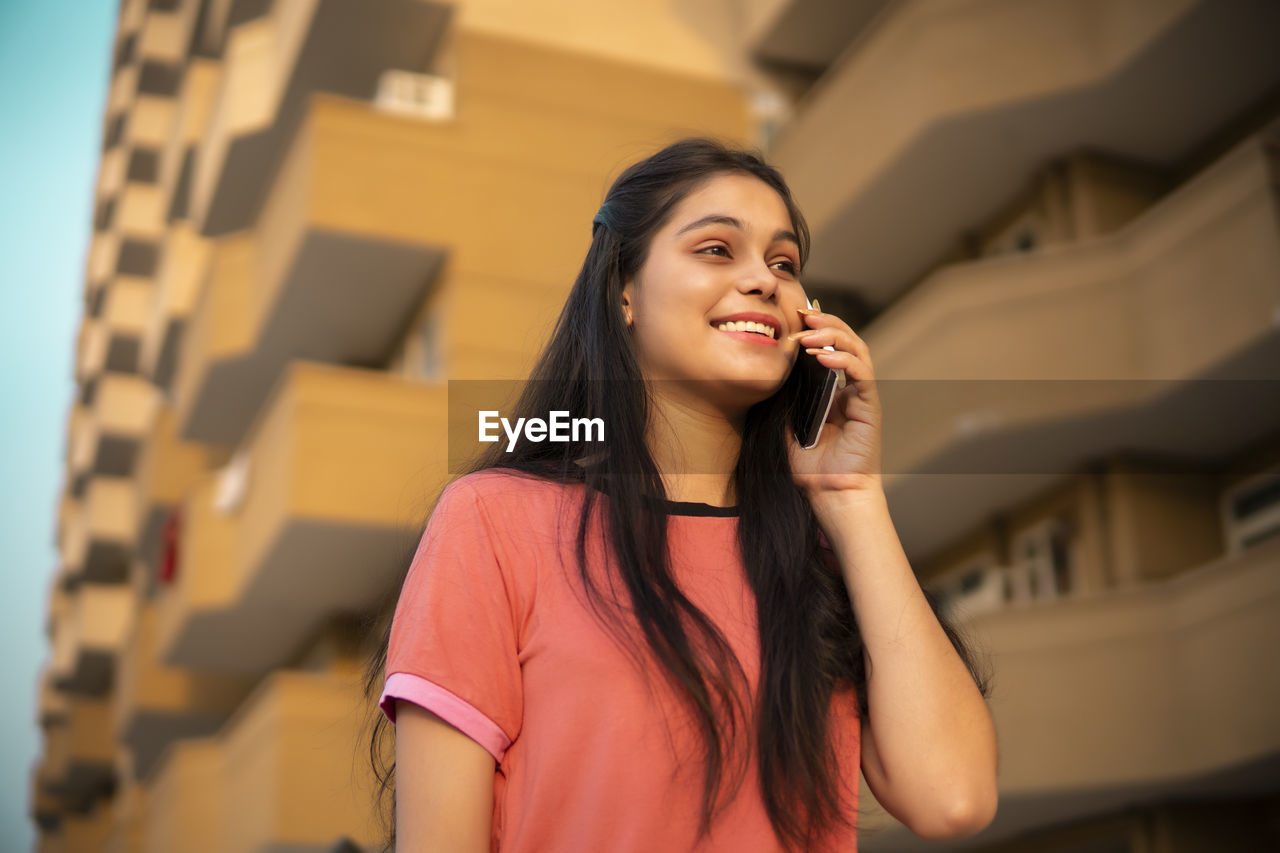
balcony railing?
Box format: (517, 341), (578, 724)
(69, 477), (138, 585)
(219, 670), (382, 851)
(44, 695), (116, 810)
(159, 362), (447, 674)
(113, 601), (252, 780)
(868, 132), (1280, 561)
(37, 664), (69, 729)
(158, 59), (220, 225)
(67, 372), (159, 496)
(145, 737), (225, 853)
(57, 583), (135, 696)
(79, 278), (152, 390)
(770, 0), (1280, 300)
(189, 0), (453, 235)
(862, 532), (1280, 848)
(139, 223), (211, 392)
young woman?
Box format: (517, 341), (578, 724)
(363, 138), (998, 852)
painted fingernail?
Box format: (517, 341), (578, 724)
(812, 298), (822, 312)
(786, 330), (816, 341)
(796, 306), (817, 317)
(806, 347), (833, 355)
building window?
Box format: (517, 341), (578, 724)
(1008, 514), (1076, 605)
(1222, 468), (1280, 554)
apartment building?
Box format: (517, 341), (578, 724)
(32, 0), (1280, 851)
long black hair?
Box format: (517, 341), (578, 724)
(362, 137), (992, 850)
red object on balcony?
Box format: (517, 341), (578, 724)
(158, 508), (181, 584)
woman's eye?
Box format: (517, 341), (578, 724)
(771, 259), (798, 276)
(698, 244), (730, 257)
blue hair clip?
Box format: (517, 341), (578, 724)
(592, 202), (611, 234)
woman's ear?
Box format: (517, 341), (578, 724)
(620, 279), (634, 327)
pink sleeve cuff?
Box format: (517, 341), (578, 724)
(379, 672), (512, 763)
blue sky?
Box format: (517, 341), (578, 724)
(0, 2), (115, 848)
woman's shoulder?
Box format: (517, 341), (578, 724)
(442, 467), (586, 511)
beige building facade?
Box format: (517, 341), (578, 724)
(32, 0), (1280, 850)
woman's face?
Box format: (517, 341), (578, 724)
(621, 172), (809, 410)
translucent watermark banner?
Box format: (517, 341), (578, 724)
(445, 379), (1280, 476)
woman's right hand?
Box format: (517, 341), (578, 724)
(395, 700), (496, 852)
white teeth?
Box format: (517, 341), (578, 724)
(716, 320), (776, 339)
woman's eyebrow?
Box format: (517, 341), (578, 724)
(675, 214), (799, 248)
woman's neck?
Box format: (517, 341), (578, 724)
(645, 388), (744, 508)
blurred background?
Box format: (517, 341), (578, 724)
(11, 0), (1280, 850)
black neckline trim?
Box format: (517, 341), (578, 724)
(573, 474), (739, 517)
(645, 496), (740, 518)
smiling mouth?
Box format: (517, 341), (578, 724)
(714, 320), (778, 340)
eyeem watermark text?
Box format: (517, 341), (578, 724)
(479, 410), (605, 452)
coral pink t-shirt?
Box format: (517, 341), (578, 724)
(380, 469), (861, 851)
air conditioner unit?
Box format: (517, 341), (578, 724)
(1221, 466), (1280, 555)
(375, 70), (454, 121)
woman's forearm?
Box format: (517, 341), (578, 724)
(814, 488), (998, 836)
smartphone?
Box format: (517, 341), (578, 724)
(790, 298), (844, 450)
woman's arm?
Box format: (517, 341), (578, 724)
(817, 490), (999, 840)
(395, 700), (496, 852)
(788, 306), (997, 838)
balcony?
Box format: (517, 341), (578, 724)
(38, 664), (70, 729)
(145, 737), (224, 853)
(100, 8), (181, 196)
(103, 778), (147, 853)
(174, 41), (752, 443)
(867, 131), (1280, 559)
(189, 0), (453, 235)
(154, 474), (237, 671)
(771, 0), (1280, 301)
(118, 0), (146, 38)
(113, 601), (252, 780)
(56, 505), (89, 593)
(60, 800), (116, 851)
(49, 598), (78, 692)
(742, 0), (891, 78)
(29, 761), (62, 833)
(85, 232), (121, 296)
(44, 695), (116, 810)
(219, 670), (381, 852)
(861, 533), (1280, 851)
(132, 405), (222, 590)
(159, 362), (447, 674)
(97, 145), (129, 201)
(78, 277), (152, 384)
(46, 580), (73, 641)
(126, 94), (178, 152)
(67, 373), (159, 495)
(136, 2), (187, 68)
(116, 182), (166, 241)
(106, 62), (140, 127)
(63, 477), (138, 584)
(172, 191), (444, 445)
(139, 223), (211, 392)
(56, 583), (135, 695)
(85, 205), (164, 306)
(158, 59), (220, 224)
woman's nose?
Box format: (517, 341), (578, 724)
(737, 259), (778, 299)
